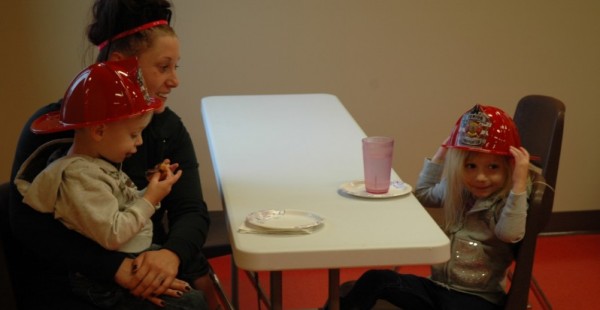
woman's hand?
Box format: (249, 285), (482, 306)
(509, 146), (530, 194)
(131, 249), (182, 298)
(115, 250), (188, 307)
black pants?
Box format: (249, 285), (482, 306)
(338, 269), (502, 310)
(69, 272), (207, 310)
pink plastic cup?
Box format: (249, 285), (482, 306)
(362, 136), (394, 194)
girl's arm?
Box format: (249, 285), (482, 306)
(414, 141), (449, 208)
(495, 146), (531, 243)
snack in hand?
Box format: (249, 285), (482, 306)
(146, 160), (170, 180)
(158, 161), (169, 174)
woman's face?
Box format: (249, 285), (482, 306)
(137, 35), (180, 113)
(462, 152), (508, 199)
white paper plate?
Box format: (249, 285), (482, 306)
(245, 209), (325, 231)
(339, 180), (412, 198)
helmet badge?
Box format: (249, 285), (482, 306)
(136, 67), (152, 104)
(457, 104), (492, 148)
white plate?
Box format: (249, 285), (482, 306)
(339, 180), (412, 198)
(245, 209), (325, 231)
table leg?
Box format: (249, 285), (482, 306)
(328, 269), (340, 310)
(270, 271), (283, 310)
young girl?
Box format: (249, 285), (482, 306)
(337, 104), (531, 310)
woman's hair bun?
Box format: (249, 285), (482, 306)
(88, 0), (172, 46)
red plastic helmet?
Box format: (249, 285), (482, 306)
(444, 104), (521, 156)
(31, 57), (163, 134)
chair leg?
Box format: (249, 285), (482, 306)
(507, 270), (553, 310)
(231, 260), (238, 310)
(530, 275), (553, 310)
(245, 271), (272, 309)
(227, 256), (278, 310)
(208, 264), (235, 310)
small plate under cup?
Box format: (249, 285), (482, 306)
(339, 180), (412, 198)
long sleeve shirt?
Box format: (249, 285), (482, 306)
(413, 158), (528, 305)
(16, 148), (156, 253)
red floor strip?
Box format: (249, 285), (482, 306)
(209, 233), (600, 309)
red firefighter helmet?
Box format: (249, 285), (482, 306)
(31, 57), (163, 134)
(443, 104), (521, 156)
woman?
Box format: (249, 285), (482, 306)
(9, 0), (218, 309)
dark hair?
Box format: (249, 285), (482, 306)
(88, 0), (174, 61)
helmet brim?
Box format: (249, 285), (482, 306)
(31, 97), (163, 134)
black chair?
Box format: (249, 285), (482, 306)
(512, 94), (565, 191)
(504, 171), (554, 310)
(205, 211), (271, 310)
(0, 182), (18, 310)
(505, 95), (565, 310)
(203, 210), (236, 310)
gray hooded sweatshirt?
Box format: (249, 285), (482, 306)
(15, 139), (157, 254)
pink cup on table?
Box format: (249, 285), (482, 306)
(362, 136), (394, 194)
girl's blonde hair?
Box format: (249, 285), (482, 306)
(442, 148), (513, 232)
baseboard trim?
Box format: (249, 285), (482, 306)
(542, 210), (600, 235)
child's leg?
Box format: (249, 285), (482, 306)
(340, 269), (437, 310)
(68, 271), (125, 308)
(160, 289), (208, 310)
(114, 289), (207, 310)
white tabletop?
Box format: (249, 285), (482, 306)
(201, 93), (450, 272)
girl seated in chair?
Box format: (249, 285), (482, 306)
(335, 104), (531, 310)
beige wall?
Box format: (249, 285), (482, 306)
(1, 1), (599, 216)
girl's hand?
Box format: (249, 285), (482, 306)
(143, 160), (182, 206)
(431, 136), (450, 164)
(509, 146), (530, 194)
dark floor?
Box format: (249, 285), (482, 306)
(208, 233), (600, 309)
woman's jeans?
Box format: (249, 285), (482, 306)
(69, 272), (207, 310)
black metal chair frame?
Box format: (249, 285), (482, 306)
(505, 94), (565, 310)
(0, 182), (18, 310)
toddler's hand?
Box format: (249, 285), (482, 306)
(146, 159), (179, 181)
(144, 160), (182, 206)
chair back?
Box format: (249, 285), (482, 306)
(0, 182), (18, 310)
(513, 94), (565, 189)
(504, 172), (554, 309)
(504, 95), (565, 310)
